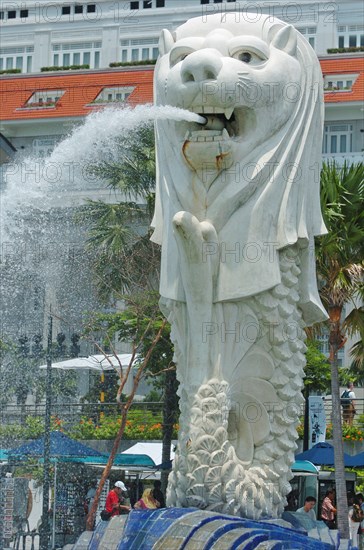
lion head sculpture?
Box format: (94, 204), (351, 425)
(152, 13), (327, 326)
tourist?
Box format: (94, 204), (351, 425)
(349, 495), (363, 548)
(105, 481), (130, 517)
(321, 489), (337, 529)
(341, 382), (356, 425)
(134, 488), (160, 510)
(296, 496), (317, 521)
(153, 480), (166, 508)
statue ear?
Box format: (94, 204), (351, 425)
(270, 25), (297, 55)
(159, 29), (175, 56)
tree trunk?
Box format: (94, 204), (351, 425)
(329, 312), (349, 539)
(86, 320), (166, 530)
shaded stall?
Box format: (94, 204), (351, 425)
(8, 431), (104, 548)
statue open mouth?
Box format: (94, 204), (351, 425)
(181, 106), (255, 143)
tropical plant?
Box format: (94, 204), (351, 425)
(80, 126), (159, 301)
(316, 161), (364, 537)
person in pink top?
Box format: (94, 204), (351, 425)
(321, 489), (337, 529)
(134, 488), (160, 510)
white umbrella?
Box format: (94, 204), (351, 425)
(39, 353), (139, 371)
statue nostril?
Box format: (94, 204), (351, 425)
(182, 69), (195, 83)
(205, 70), (216, 80)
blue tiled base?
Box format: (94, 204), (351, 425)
(83, 508), (336, 550)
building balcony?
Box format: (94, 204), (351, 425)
(322, 152), (364, 166)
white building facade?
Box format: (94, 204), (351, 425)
(0, 0), (363, 73)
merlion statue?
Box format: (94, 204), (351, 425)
(151, 12), (327, 518)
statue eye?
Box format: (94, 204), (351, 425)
(239, 52), (252, 63)
(231, 48), (267, 65)
(170, 47), (195, 67)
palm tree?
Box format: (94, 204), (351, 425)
(81, 125), (160, 301)
(316, 161), (364, 537)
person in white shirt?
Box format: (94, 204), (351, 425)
(297, 496), (317, 521)
(348, 495), (363, 548)
(342, 382), (356, 425)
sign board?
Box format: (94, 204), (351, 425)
(309, 396), (326, 449)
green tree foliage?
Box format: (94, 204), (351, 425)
(304, 340), (331, 394)
(0, 333), (78, 410)
(316, 161), (364, 537)
(80, 126), (160, 302)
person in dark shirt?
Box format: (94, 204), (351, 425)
(153, 480), (165, 508)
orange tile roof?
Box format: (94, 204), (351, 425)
(0, 67), (154, 121)
(320, 57), (364, 103)
(0, 57), (363, 121)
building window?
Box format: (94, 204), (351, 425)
(53, 54), (59, 66)
(130, 1), (139, 7)
(75, 5), (83, 13)
(131, 49), (139, 61)
(8, 10), (16, 18)
(87, 4), (96, 12)
(143, 0), (152, 7)
(338, 36), (344, 48)
(23, 90), (65, 109)
(26, 56), (32, 72)
(201, 0), (209, 4)
(63, 53), (70, 65)
(349, 35), (357, 47)
(20, 9), (28, 17)
(91, 86), (135, 104)
(73, 52), (80, 64)
(33, 137), (59, 157)
(16, 57), (22, 70)
(323, 124), (353, 154)
(94, 51), (100, 68)
(83, 52), (90, 65)
(324, 74), (358, 91)
(6, 58), (13, 69)
(0, 12), (4, 19)
(156, 0), (164, 6)
(62, 6), (71, 14)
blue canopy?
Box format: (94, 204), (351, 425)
(8, 431), (104, 459)
(346, 452), (364, 467)
(295, 442), (352, 466)
(291, 460), (318, 474)
(0, 449), (8, 461)
(67, 453), (156, 467)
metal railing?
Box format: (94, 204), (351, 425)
(0, 401), (164, 430)
(1, 398), (364, 435)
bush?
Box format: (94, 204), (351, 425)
(109, 60), (157, 68)
(40, 64), (90, 72)
(327, 47), (364, 54)
(69, 410), (178, 440)
(0, 68), (21, 75)
(296, 421), (364, 441)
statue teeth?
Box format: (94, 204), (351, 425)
(225, 108), (234, 120)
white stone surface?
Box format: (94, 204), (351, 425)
(152, 13), (327, 519)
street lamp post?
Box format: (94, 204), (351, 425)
(40, 314), (53, 550)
